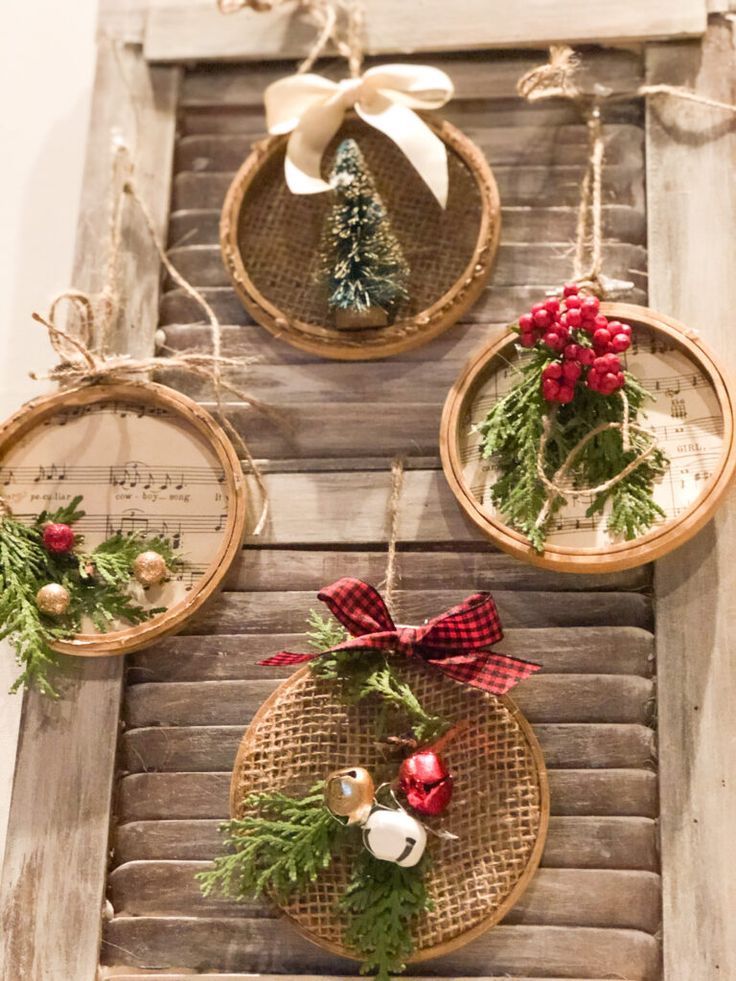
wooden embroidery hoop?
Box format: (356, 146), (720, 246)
(440, 302), (736, 573)
(230, 663), (549, 963)
(0, 380), (247, 656)
(220, 115), (501, 361)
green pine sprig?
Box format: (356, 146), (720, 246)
(476, 347), (668, 552)
(197, 783), (345, 902)
(0, 495), (183, 696)
(306, 611), (448, 743)
(341, 850), (433, 981)
(0, 513), (65, 696)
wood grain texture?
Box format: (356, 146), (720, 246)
(101, 918), (661, 979)
(101, 47), (662, 980)
(0, 44), (180, 981)
(143, 0), (706, 61)
(647, 16), (736, 981)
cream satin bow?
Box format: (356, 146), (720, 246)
(264, 64), (455, 208)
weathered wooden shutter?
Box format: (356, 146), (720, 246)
(2, 3), (735, 981)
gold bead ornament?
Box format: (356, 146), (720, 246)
(35, 583), (71, 616)
(132, 550), (168, 586)
(324, 767), (376, 824)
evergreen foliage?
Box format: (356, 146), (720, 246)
(307, 611), (448, 742)
(341, 850), (433, 980)
(197, 784), (343, 902)
(0, 495), (180, 696)
(320, 138), (409, 313)
(476, 347), (668, 551)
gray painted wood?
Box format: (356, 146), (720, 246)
(0, 43), (180, 981)
(647, 16), (736, 981)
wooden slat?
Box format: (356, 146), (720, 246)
(0, 46), (180, 981)
(143, 0), (706, 62)
(178, 52), (645, 107)
(117, 769), (658, 821)
(127, 625), (655, 682)
(114, 815), (658, 870)
(101, 917), (661, 979)
(4, 9), (173, 976)
(108, 862), (661, 932)
(646, 17), (736, 981)
(121, 722), (655, 772)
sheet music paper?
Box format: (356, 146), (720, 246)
(460, 329), (725, 548)
(0, 398), (232, 630)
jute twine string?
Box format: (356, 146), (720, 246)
(31, 141), (272, 534)
(380, 457), (405, 618)
(517, 47), (682, 528)
(218, 0), (364, 76)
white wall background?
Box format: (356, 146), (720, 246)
(0, 0), (97, 865)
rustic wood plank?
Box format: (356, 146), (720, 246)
(114, 814), (658, 870)
(101, 917), (661, 978)
(120, 722), (655, 773)
(181, 590), (653, 635)
(179, 52), (645, 107)
(117, 769), (658, 821)
(122, 675), (654, 729)
(647, 17), (736, 981)
(108, 862), (661, 932)
(173, 125), (645, 173)
(169, 202), (645, 249)
(127, 625), (654, 683)
(171, 168), (646, 214)
(158, 285), (647, 337)
(0, 45), (180, 981)
(143, 0), (705, 61)
(220, 548), (652, 593)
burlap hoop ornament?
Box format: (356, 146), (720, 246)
(230, 660), (549, 962)
(218, 1), (501, 360)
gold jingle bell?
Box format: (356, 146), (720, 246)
(324, 767), (375, 825)
(36, 583), (71, 616)
(132, 550), (168, 586)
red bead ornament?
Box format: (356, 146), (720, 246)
(42, 523), (75, 554)
(398, 749), (454, 816)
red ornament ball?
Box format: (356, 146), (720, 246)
(42, 522), (75, 554)
(399, 749), (454, 816)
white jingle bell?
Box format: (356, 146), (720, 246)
(362, 807), (427, 868)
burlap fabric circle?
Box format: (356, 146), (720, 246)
(230, 662), (549, 962)
(220, 115), (501, 361)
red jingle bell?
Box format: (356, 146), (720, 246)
(399, 749), (454, 816)
(42, 522), (75, 554)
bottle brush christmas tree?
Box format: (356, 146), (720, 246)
(320, 138), (409, 329)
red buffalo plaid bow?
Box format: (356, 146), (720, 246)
(258, 577), (540, 696)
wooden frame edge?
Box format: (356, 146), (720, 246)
(0, 380), (247, 657)
(220, 117), (501, 362)
(440, 302), (736, 574)
(230, 666), (549, 965)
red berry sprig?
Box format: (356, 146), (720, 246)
(517, 282), (632, 403)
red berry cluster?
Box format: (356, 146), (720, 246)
(517, 283), (633, 403)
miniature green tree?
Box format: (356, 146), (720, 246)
(320, 138), (409, 325)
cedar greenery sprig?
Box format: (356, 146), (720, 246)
(306, 611), (449, 743)
(476, 344), (668, 552)
(0, 495), (181, 696)
(197, 783), (344, 902)
(341, 850), (433, 981)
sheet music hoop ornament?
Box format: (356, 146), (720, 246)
(0, 380), (247, 656)
(440, 303), (736, 573)
(230, 663), (549, 962)
(220, 115), (500, 361)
